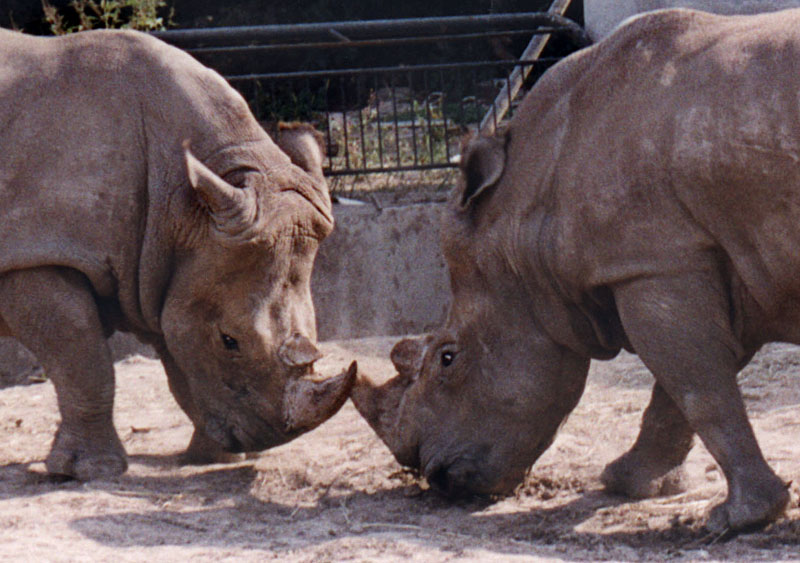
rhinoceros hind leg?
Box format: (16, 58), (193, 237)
(601, 382), (694, 498)
(613, 270), (789, 532)
(180, 427), (244, 465)
(0, 267), (127, 481)
(705, 473), (790, 534)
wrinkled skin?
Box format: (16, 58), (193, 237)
(0, 29), (354, 480)
(353, 9), (800, 532)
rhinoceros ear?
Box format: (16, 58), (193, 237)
(390, 337), (425, 382)
(183, 141), (257, 239)
(457, 133), (507, 209)
(275, 121), (327, 180)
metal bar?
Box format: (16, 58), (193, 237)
(225, 58), (547, 82)
(479, 0), (581, 134)
(339, 80), (351, 169)
(409, 70), (419, 167)
(324, 101), (335, 170)
(423, 72), (434, 164)
(152, 13), (588, 49)
(440, 68), (452, 163)
(357, 79), (368, 172)
(324, 162), (457, 176)
(391, 75), (401, 166)
(374, 73), (385, 168)
(186, 29), (551, 56)
(505, 73), (514, 120)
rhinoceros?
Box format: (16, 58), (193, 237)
(0, 28), (355, 480)
(352, 8), (800, 532)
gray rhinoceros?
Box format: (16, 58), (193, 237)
(351, 8), (800, 533)
(0, 28), (355, 480)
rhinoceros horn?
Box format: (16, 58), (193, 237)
(283, 361), (357, 433)
(349, 338), (427, 466)
(277, 334), (355, 434)
(183, 142), (259, 239)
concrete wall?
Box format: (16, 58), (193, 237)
(312, 201), (450, 341)
(584, 0), (800, 41)
(0, 201), (450, 379)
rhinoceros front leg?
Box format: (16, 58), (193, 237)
(601, 382), (695, 497)
(0, 267), (126, 480)
(156, 346), (241, 464)
(613, 271), (789, 533)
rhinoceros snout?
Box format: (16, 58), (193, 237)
(423, 454), (472, 497)
(426, 462), (479, 499)
(423, 444), (521, 498)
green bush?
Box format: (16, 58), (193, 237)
(42, 0), (171, 34)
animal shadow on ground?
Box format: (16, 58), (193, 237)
(4, 446), (800, 559)
(0, 454), (187, 500)
(49, 458), (709, 558)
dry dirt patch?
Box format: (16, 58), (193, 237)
(2, 338), (800, 561)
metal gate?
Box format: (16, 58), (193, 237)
(153, 9), (589, 186)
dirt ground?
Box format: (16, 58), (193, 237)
(2, 337), (800, 561)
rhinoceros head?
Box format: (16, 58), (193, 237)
(352, 133), (590, 497)
(158, 137), (354, 453)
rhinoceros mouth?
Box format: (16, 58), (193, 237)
(202, 362), (357, 453)
(420, 438), (543, 498)
(204, 412), (287, 452)
(421, 447), (498, 498)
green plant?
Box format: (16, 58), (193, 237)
(42, 0), (171, 35)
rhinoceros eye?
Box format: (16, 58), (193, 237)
(221, 333), (239, 351)
(441, 351), (455, 367)
(223, 167), (259, 188)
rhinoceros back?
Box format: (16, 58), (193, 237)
(0, 29), (265, 332)
(512, 9), (800, 319)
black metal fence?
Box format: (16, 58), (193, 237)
(154, 13), (589, 180)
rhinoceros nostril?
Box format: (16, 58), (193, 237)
(426, 460), (482, 498)
(427, 464), (451, 495)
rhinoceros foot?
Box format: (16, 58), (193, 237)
(45, 425), (127, 481)
(600, 450), (688, 499)
(180, 427), (245, 465)
(705, 475), (790, 535)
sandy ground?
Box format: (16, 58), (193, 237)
(2, 337), (800, 561)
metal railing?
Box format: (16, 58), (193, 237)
(154, 12), (589, 179)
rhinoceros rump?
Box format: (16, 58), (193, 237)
(0, 28), (354, 480)
(352, 8), (800, 532)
